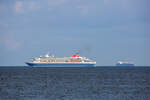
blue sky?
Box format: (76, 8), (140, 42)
(0, 0), (150, 66)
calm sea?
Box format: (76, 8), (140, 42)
(0, 66), (150, 100)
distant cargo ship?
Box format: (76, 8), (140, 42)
(116, 61), (134, 66)
(26, 53), (96, 67)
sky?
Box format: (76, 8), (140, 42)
(0, 0), (150, 66)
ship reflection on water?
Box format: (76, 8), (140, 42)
(0, 67), (150, 100)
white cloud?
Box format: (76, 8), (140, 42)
(14, 1), (24, 13)
(14, 1), (40, 14)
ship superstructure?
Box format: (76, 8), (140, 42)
(26, 53), (96, 67)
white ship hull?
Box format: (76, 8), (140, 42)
(26, 62), (96, 67)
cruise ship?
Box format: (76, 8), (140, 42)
(26, 53), (96, 67)
(116, 61), (134, 67)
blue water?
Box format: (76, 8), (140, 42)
(0, 66), (150, 100)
